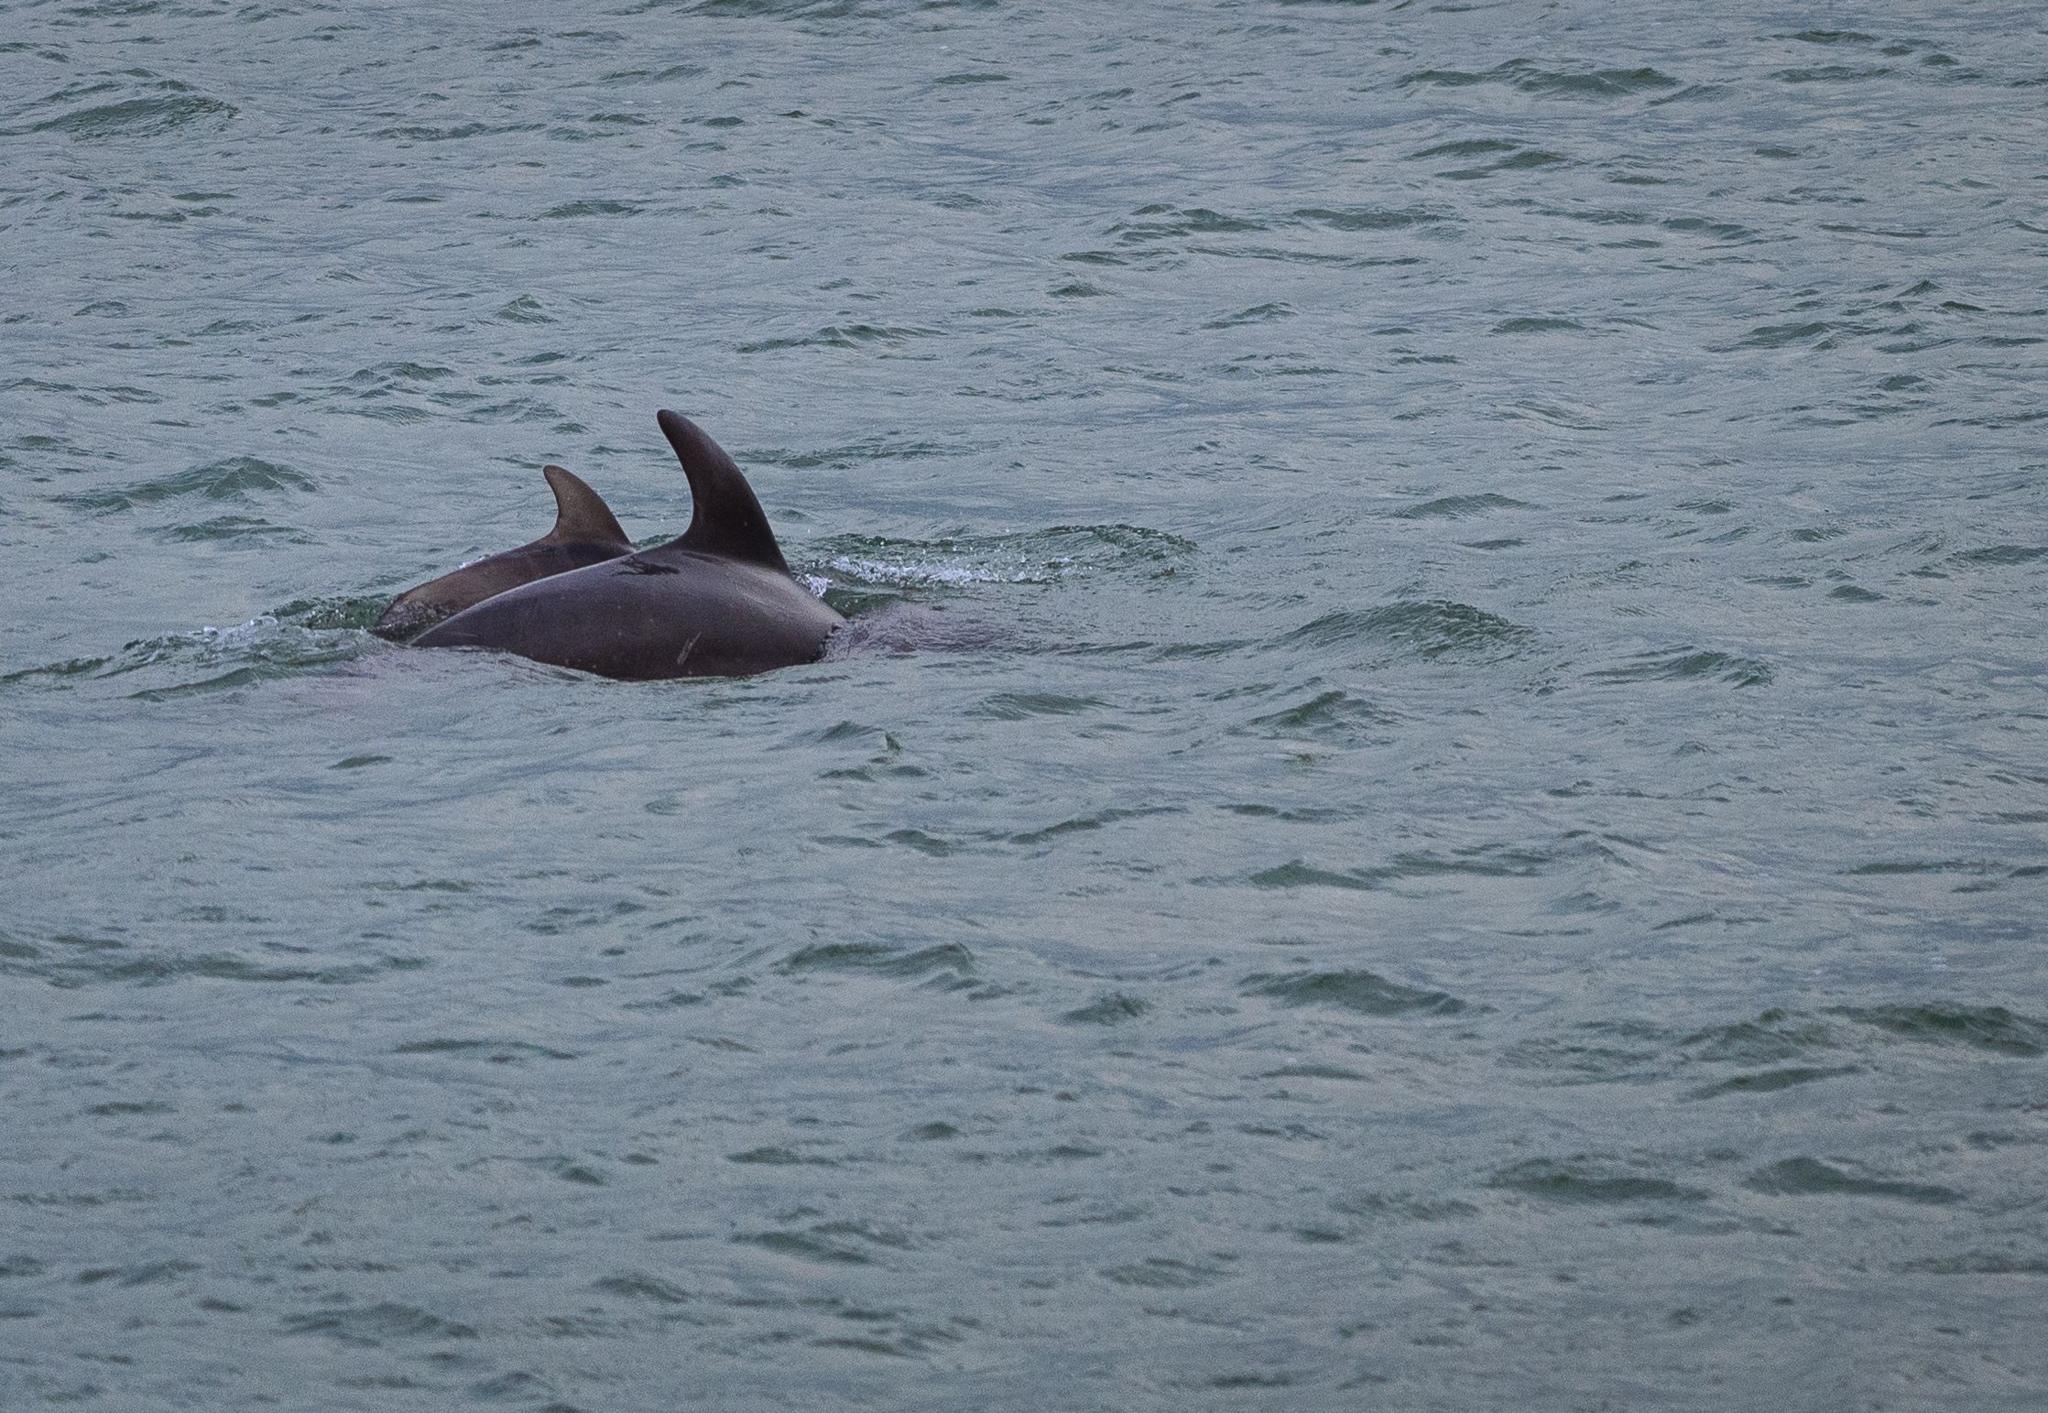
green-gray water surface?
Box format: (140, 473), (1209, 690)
(4, 2), (2046, 1408)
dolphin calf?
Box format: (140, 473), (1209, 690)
(413, 411), (843, 679)
(372, 464), (633, 641)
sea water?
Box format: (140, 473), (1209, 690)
(3, 2), (2045, 1408)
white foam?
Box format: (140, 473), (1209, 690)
(821, 554), (1071, 588)
(194, 615), (282, 644)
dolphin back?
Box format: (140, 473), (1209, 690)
(414, 550), (843, 679)
(371, 465), (632, 641)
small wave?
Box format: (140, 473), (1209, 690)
(973, 692), (1104, 720)
(1745, 1157), (1961, 1205)
(1679, 1009), (1833, 1064)
(1112, 205), (1269, 245)
(493, 294), (553, 324)
(1393, 492), (1534, 519)
(1502, 398), (1604, 430)
(1332, 1192), (1478, 1222)
(393, 1038), (579, 1062)
(1204, 302), (1296, 328)
(734, 1228), (873, 1267)
(1498, 1020), (1677, 1084)
(1785, 29), (1877, 46)
(728, 1145), (835, 1167)
(1489, 1158), (1707, 1204)
(1517, 65), (1681, 98)
(6, 941), (419, 989)
(281, 1301), (479, 1344)
(1402, 61), (1679, 100)
(1949, 544), (2047, 568)
(74, 1260), (200, 1287)
(1441, 147), (1568, 181)
(1242, 969), (1469, 1016)
(1898, 1253), (2048, 1276)
(1772, 66), (1893, 84)
(537, 199), (643, 218)
(348, 361), (458, 385)
(1411, 138), (1519, 160)
(1221, 353), (1352, 379)
(779, 942), (976, 984)
(374, 120), (543, 143)
(1492, 316), (1586, 335)
(1588, 647), (1771, 687)
(754, 436), (978, 470)
(1100, 1257), (1226, 1289)
(677, 0), (873, 16)
(1061, 993), (1148, 1025)
(1242, 688), (1399, 743)
(1290, 205), (1443, 232)
(593, 1272), (694, 1305)
(154, 515), (314, 546)
(1831, 1003), (2045, 1057)
(56, 457), (315, 513)
(550, 113), (659, 143)
(1283, 600), (1533, 660)
(4, 610), (380, 699)
(1662, 215), (1760, 242)
(31, 93), (236, 139)
(738, 323), (937, 353)
(1684, 1065), (1860, 1101)
(1733, 320), (1833, 349)
(0, 654), (108, 688)
(1246, 844), (1553, 893)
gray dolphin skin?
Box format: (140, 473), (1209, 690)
(412, 410), (844, 679)
(372, 464), (632, 641)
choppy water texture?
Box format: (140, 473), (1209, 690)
(4, 1), (2046, 1408)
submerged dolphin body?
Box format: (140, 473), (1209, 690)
(413, 411), (844, 679)
(372, 465), (633, 641)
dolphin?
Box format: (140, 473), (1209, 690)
(412, 410), (844, 679)
(372, 464), (633, 641)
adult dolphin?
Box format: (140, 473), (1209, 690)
(413, 411), (843, 679)
(372, 464), (633, 641)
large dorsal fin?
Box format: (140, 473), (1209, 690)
(540, 464), (630, 548)
(656, 409), (791, 573)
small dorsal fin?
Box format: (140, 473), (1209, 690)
(655, 409), (791, 573)
(540, 464), (629, 548)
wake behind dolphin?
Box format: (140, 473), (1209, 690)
(412, 411), (844, 679)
